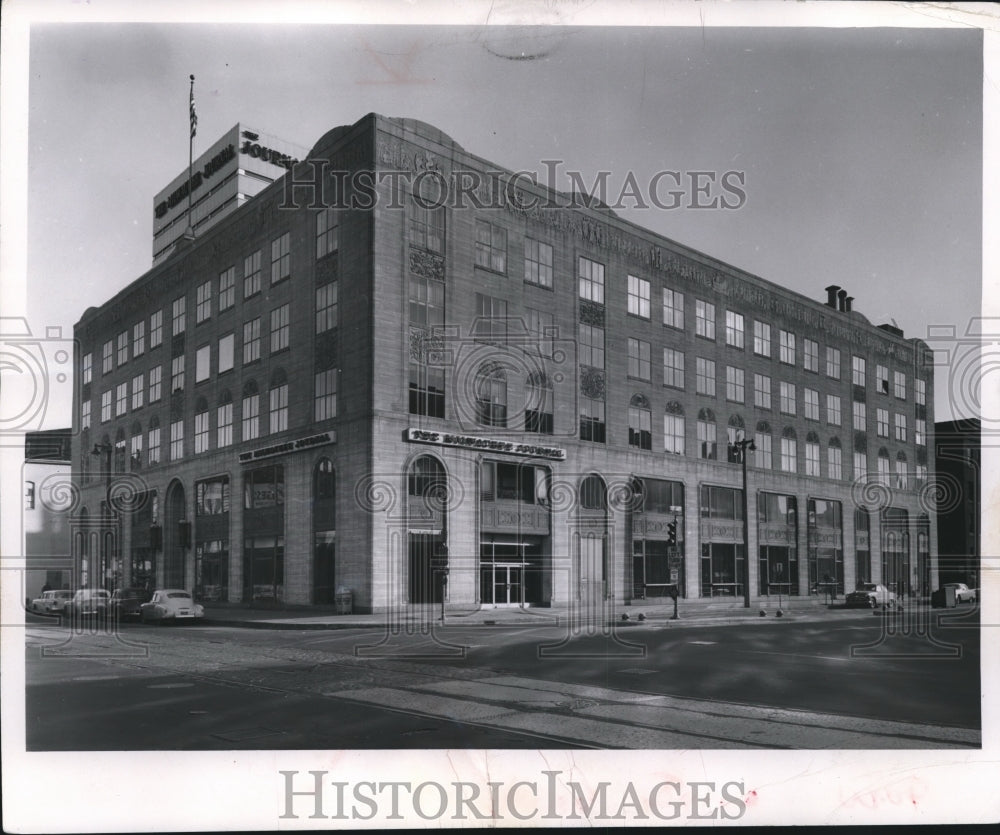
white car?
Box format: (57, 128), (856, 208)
(845, 583), (899, 609)
(30, 589), (73, 615)
(140, 589), (205, 624)
(943, 583), (977, 604)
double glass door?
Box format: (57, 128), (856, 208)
(480, 541), (534, 607)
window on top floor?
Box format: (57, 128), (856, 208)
(196, 280), (212, 323)
(150, 310), (163, 348)
(117, 331), (128, 367)
(628, 275), (651, 319)
(826, 346), (840, 379)
(779, 330), (795, 365)
(102, 341), (113, 374)
(270, 232), (291, 284)
(578, 257), (605, 304)
(244, 250), (262, 298)
(172, 296), (186, 336)
(803, 338), (818, 372)
(219, 267), (236, 311)
(662, 288), (684, 329)
(475, 219), (507, 273)
(524, 238), (553, 288)
(82, 352), (93, 386)
(695, 300), (715, 340)
(753, 321), (771, 357)
(133, 322), (145, 357)
(725, 311), (744, 349)
(316, 209), (338, 259)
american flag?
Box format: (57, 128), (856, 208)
(189, 75), (197, 138)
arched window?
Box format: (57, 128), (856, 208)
(877, 447), (891, 486)
(697, 408), (717, 460)
(315, 457), (335, 502)
(754, 420), (773, 470)
(628, 394), (652, 450)
(805, 431), (821, 477)
(194, 396), (210, 454)
(475, 362), (507, 428)
(580, 474), (607, 510)
(780, 426), (797, 473)
(408, 455), (446, 498)
(895, 451), (908, 489)
(827, 436), (843, 480)
(147, 417), (161, 466)
(217, 390), (233, 448)
(664, 402), (685, 455)
(525, 371), (553, 434)
(314, 458), (336, 532)
(726, 414), (746, 460)
(130, 421), (143, 471)
(269, 368), (289, 434)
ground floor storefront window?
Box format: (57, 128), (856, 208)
(243, 536), (284, 602)
(633, 539), (685, 598)
(195, 539), (228, 601)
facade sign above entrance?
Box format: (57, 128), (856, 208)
(238, 432), (335, 464)
(405, 428), (566, 461)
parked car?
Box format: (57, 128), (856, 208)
(942, 582), (977, 604)
(29, 589), (73, 616)
(67, 589), (111, 618)
(140, 589), (205, 624)
(110, 587), (153, 620)
(845, 583), (899, 609)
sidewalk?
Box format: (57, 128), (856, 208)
(202, 596), (894, 631)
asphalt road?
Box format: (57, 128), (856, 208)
(24, 610), (980, 750)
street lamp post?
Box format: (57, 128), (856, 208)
(728, 433), (755, 609)
(90, 442), (113, 589)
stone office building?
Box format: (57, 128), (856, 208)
(72, 113), (938, 612)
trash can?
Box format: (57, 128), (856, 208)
(334, 586), (353, 615)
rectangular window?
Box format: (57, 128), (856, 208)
(695, 299), (715, 340)
(876, 407), (889, 437)
(82, 352), (93, 385)
(148, 426), (161, 465)
(171, 355), (185, 392)
(408, 189), (445, 253)
(218, 267), (236, 311)
(409, 275), (445, 330)
(316, 282), (338, 333)
(804, 388), (819, 421)
(726, 366), (744, 403)
(172, 296), (186, 335)
(725, 311), (745, 349)
(270, 232), (291, 284)
(408, 360), (445, 418)
(244, 250), (262, 298)
(270, 304), (290, 353)
(628, 338), (650, 381)
(474, 294), (508, 343)
(753, 321), (771, 357)
(217, 402), (233, 448)
(828, 445), (843, 480)
(697, 417), (717, 460)
(102, 341), (113, 374)
(269, 384), (288, 433)
(878, 455), (891, 486)
(628, 404), (652, 450)
(754, 373), (771, 409)
(804, 338), (818, 372)
(218, 333), (234, 374)
(628, 275), (651, 319)
(115, 382), (127, 416)
(663, 348), (684, 389)
(578, 323), (605, 369)
(662, 288), (684, 329)
(315, 369), (337, 421)
(894, 371), (906, 400)
(196, 280), (212, 323)
(894, 413), (907, 442)
(779, 330), (795, 365)
(195, 344), (210, 383)
(779, 381), (796, 415)
(854, 451), (868, 481)
(244, 318), (261, 364)
(915, 418), (926, 446)
(578, 257), (605, 304)
(916, 463), (927, 483)
(915, 378), (926, 405)
(696, 357), (716, 397)
(526, 308), (554, 358)
(826, 394), (841, 426)
(579, 396), (606, 443)
(242, 392), (260, 441)
(117, 331), (129, 366)
(474, 219), (507, 273)
(826, 346), (840, 379)
(81, 400), (91, 430)
(316, 209), (338, 259)
(101, 390), (112, 422)
(852, 355), (866, 386)
(805, 441), (820, 477)
(524, 238), (553, 288)
(148, 366), (162, 403)
(132, 322), (145, 358)
(780, 436), (797, 473)
(194, 411), (210, 454)
(876, 364), (890, 394)
(754, 432), (772, 470)
(853, 400), (866, 430)
(664, 414), (685, 455)
(131, 374), (144, 410)
(150, 310), (163, 348)
(130, 433), (142, 470)
(170, 420), (184, 461)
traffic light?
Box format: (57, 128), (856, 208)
(666, 520), (677, 546)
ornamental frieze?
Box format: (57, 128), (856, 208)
(580, 366), (606, 400)
(409, 248), (445, 281)
(579, 300), (605, 327)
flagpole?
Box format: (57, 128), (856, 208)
(186, 74), (196, 239)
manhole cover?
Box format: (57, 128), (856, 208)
(212, 727), (285, 742)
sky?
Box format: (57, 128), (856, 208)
(16, 16), (987, 427)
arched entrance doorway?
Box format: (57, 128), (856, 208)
(164, 480), (187, 588)
(575, 474), (608, 614)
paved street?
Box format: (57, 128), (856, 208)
(25, 610), (981, 750)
